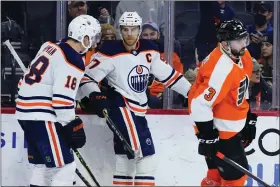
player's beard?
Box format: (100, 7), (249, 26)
(124, 37), (138, 46)
(231, 47), (246, 57)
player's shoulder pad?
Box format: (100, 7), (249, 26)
(138, 39), (160, 52)
(98, 40), (127, 56)
(57, 42), (85, 72)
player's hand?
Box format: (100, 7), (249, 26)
(88, 92), (109, 118)
(79, 97), (90, 112)
(60, 117), (86, 149)
(241, 112), (257, 148)
(196, 129), (219, 159)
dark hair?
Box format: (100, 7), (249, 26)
(255, 2), (272, 13)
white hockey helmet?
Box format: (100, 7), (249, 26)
(68, 15), (101, 53)
(118, 12), (142, 42)
(119, 11), (142, 27)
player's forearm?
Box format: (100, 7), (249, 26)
(76, 81), (101, 100)
(55, 110), (76, 126)
(168, 77), (191, 98)
(190, 97), (214, 122)
(191, 98), (215, 135)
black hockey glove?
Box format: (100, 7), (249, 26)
(195, 120), (219, 159)
(88, 92), (109, 118)
(79, 97), (90, 112)
(241, 111), (258, 148)
(60, 117), (86, 149)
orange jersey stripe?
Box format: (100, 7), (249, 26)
(113, 181), (133, 185)
(219, 131), (239, 140)
(81, 77), (90, 81)
(123, 98), (147, 113)
(17, 101), (52, 107)
(134, 182), (155, 186)
(52, 100), (72, 106)
(122, 107), (139, 150)
(165, 72), (181, 87)
(47, 122), (62, 167)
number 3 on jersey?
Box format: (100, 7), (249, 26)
(204, 87), (216, 101)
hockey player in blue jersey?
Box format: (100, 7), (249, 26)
(16, 15), (101, 186)
(79, 12), (191, 186)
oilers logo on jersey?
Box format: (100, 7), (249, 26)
(128, 65), (149, 93)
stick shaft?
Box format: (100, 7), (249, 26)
(103, 109), (135, 157)
(74, 149), (101, 187)
(3, 40), (27, 72)
(216, 152), (272, 187)
(75, 168), (92, 187)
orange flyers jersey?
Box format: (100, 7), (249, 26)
(16, 41), (85, 125)
(188, 44), (253, 139)
(84, 39), (191, 115)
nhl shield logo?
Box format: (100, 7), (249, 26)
(127, 65), (149, 93)
(146, 138), (151, 145)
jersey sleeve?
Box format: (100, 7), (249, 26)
(75, 73), (101, 100)
(85, 52), (115, 83)
(52, 56), (85, 126)
(150, 52), (191, 98)
(190, 58), (235, 122)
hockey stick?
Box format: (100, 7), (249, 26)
(3, 40), (27, 72)
(216, 152), (272, 187)
(75, 168), (92, 187)
(74, 149), (101, 187)
(3, 39), (94, 187)
(103, 109), (135, 157)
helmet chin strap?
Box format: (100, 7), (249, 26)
(79, 37), (92, 54)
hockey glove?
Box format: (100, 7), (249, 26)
(241, 111), (258, 148)
(61, 117), (86, 149)
(88, 92), (109, 118)
(195, 120), (219, 159)
(79, 97), (90, 112)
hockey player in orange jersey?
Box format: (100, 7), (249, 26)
(188, 20), (258, 186)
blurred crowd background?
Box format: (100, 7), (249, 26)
(1, 1), (279, 111)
